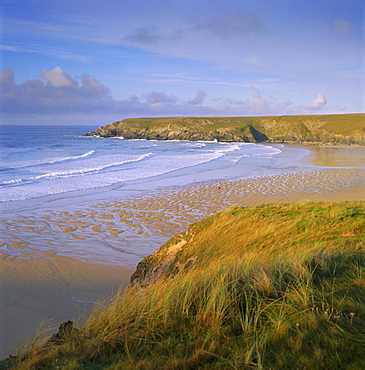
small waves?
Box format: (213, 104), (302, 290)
(40, 150), (96, 165)
(5, 150), (96, 170)
(0, 152), (154, 187)
(0, 126), (288, 206)
(251, 147), (282, 157)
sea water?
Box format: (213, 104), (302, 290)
(0, 124), (314, 264)
(0, 125), (310, 213)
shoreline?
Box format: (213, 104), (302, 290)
(1, 143), (363, 214)
(1, 145), (364, 359)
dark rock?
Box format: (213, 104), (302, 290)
(129, 233), (197, 289)
(45, 321), (78, 347)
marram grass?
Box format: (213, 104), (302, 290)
(3, 201), (365, 369)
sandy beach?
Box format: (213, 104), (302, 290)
(1, 145), (364, 359)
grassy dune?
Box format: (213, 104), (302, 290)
(4, 201), (365, 369)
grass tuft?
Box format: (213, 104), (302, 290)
(4, 201), (365, 369)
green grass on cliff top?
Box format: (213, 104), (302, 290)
(121, 113), (365, 134)
(4, 201), (365, 369)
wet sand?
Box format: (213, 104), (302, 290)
(0, 146), (364, 359)
(0, 256), (132, 358)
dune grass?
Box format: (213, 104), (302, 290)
(3, 201), (365, 369)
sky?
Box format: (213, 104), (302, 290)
(0, 0), (364, 125)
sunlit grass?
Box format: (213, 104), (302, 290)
(4, 201), (365, 369)
(91, 113), (365, 144)
(120, 114), (365, 143)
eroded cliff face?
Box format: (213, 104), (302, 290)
(86, 120), (251, 142)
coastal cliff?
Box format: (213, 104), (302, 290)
(86, 113), (365, 145)
(86, 118), (250, 142)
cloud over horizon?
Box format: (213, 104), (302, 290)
(1, 0), (363, 124)
(308, 93), (327, 110)
(0, 66), (335, 123)
(1, 66), (113, 114)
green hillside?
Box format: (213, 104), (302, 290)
(5, 201), (365, 369)
(124, 113), (365, 142)
(122, 113), (365, 134)
(88, 113), (365, 145)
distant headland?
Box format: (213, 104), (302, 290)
(86, 113), (365, 145)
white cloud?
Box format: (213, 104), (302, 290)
(1, 67), (336, 122)
(144, 91), (178, 104)
(40, 67), (76, 87)
(1, 67), (113, 114)
(247, 87), (269, 110)
(221, 87), (294, 115)
(308, 92), (327, 110)
(187, 90), (207, 105)
(0, 67), (16, 97)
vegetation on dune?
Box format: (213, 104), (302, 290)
(88, 113), (365, 145)
(3, 201), (365, 369)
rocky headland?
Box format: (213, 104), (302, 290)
(86, 113), (365, 145)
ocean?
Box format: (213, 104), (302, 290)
(1, 124), (318, 266)
(0, 125), (310, 213)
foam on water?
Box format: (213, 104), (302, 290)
(5, 150), (96, 169)
(0, 125), (293, 210)
(1, 152), (155, 187)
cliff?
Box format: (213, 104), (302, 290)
(86, 118), (250, 142)
(86, 113), (365, 145)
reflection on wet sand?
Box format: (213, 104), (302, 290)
(308, 146), (365, 167)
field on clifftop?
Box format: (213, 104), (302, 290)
(90, 113), (365, 145)
(4, 201), (365, 369)
(123, 113), (365, 133)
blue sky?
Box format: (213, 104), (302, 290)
(1, 0), (364, 125)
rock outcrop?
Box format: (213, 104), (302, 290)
(86, 119), (251, 142)
(130, 232), (196, 289)
(45, 321), (79, 347)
